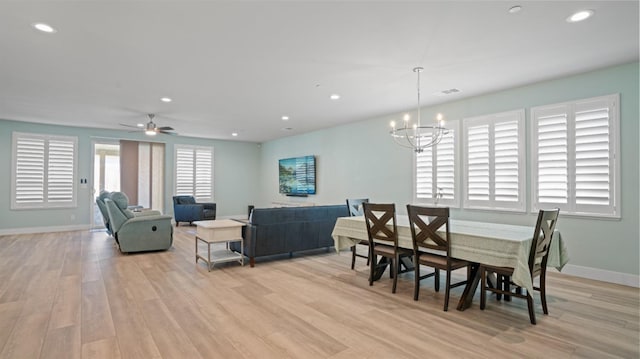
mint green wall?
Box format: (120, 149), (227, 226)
(260, 62), (640, 276)
(0, 120), (261, 230)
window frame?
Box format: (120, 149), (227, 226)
(11, 132), (78, 210)
(530, 93), (620, 219)
(174, 144), (214, 202)
(462, 109), (526, 212)
(413, 119), (460, 207)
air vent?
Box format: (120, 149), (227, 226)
(441, 88), (460, 95)
(433, 88), (462, 96)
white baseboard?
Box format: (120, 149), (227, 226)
(217, 214), (249, 220)
(0, 224), (92, 236)
(552, 264), (639, 288)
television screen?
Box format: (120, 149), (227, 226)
(279, 155), (316, 195)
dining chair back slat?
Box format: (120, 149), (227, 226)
(363, 203), (412, 293)
(346, 198), (370, 269)
(480, 208), (560, 324)
(406, 205), (469, 311)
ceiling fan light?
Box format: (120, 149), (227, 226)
(145, 129), (157, 136)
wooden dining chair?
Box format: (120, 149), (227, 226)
(363, 203), (413, 293)
(480, 208), (560, 324)
(406, 205), (469, 311)
(346, 198), (370, 269)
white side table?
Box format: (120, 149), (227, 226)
(194, 219), (245, 271)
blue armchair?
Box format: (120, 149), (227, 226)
(173, 196), (216, 226)
(105, 192), (174, 253)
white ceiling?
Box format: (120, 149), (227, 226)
(1, 1), (638, 143)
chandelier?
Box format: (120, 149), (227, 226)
(390, 67), (448, 153)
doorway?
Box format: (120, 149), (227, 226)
(91, 140), (121, 230)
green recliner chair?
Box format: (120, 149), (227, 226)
(96, 190), (114, 235)
(104, 192), (174, 253)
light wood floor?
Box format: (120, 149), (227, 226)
(0, 227), (638, 359)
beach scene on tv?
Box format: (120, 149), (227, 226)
(278, 155), (316, 195)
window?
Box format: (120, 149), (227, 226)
(11, 132), (78, 209)
(414, 120), (459, 207)
(531, 94), (619, 218)
(462, 110), (525, 211)
(174, 145), (214, 202)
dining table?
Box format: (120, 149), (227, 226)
(331, 215), (569, 311)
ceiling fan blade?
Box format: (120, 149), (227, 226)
(159, 130), (177, 135)
(120, 123), (142, 129)
(157, 126), (174, 131)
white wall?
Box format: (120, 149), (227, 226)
(258, 62), (640, 282)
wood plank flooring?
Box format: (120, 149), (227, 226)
(0, 227), (638, 358)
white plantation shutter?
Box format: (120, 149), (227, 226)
(414, 121), (459, 207)
(463, 110), (525, 211)
(175, 145), (214, 202)
(467, 124), (490, 201)
(47, 139), (75, 203)
(415, 146), (433, 199)
(194, 148), (213, 200)
(12, 132), (77, 209)
(494, 121), (521, 202)
(575, 105), (610, 205)
(531, 94), (619, 217)
(535, 110), (568, 203)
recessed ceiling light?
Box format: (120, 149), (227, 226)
(33, 23), (56, 33)
(508, 5), (522, 14)
(567, 10), (594, 23)
(231, 132), (238, 137)
(137, 123), (144, 127)
(330, 94), (341, 100)
(160, 97), (172, 103)
(281, 116), (289, 121)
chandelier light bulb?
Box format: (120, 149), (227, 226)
(390, 120), (396, 128)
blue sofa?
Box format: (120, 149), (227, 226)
(173, 196), (216, 226)
(231, 204), (348, 267)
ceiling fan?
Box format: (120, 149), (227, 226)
(120, 114), (177, 136)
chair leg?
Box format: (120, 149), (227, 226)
(480, 267), (486, 310)
(505, 276), (511, 302)
(369, 252), (376, 286)
(540, 270), (549, 315)
(389, 257), (394, 279)
(434, 268), (440, 292)
(527, 292), (537, 325)
(444, 269), (451, 311)
(392, 256), (399, 294)
(414, 258), (420, 301)
(366, 244), (371, 266)
(350, 245), (356, 270)
(496, 274), (503, 301)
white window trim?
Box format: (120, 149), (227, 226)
(462, 109), (526, 212)
(174, 144), (214, 202)
(413, 119), (460, 208)
(530, 94), (620, 219)
(11, 132), (78, 210)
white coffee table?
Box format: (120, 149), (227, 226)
(194, 219), (245, 271)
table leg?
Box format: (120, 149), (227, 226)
(371, 257), (390, 281)
(400, 256), (414, 271)
(457, 263), (480, 311)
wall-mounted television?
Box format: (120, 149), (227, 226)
(279, 155), (316, 196)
